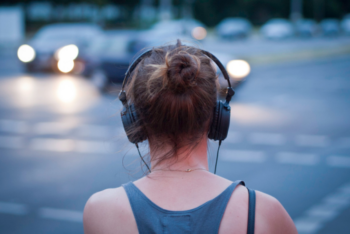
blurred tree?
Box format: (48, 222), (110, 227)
(193, 0), (291, 26)
(0, 0), (349, 26)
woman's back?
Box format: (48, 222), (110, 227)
(84, 171), (297, 234)
(83, 41), (297, 234)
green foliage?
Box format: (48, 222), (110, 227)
(193, 0), (349, 26)
(1, 0), (349, 26)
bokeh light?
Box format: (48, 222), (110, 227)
(226, 60), (251, 79)
(55, 44), (79, 60)
(57, 60), (75, 73)
(18, 76), (35, 92)
(17, 45), (36, 63)
(192, 27), (207, 40)
(56, 79), (77, 103)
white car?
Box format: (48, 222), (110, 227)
(260, 19), (294, 39)
(216, 17), (252, 40)
(144, 19), (207, 41)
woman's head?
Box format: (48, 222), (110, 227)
(126, 40), (218, 167)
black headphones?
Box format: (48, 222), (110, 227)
(118, 46), (235, 173)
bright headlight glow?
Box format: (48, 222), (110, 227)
(192, 27), (207, 40)
(55, 44), (79, 60)
(56, 79), (77, 103)
(17, 45), (36, 63)
(57, 59), (74, 73)
(18, 76), (35, 92)
(226, 60), (251, 79)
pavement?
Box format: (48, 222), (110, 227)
(0, 37), (350, 234)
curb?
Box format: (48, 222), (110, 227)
(244, 45), (350, 65)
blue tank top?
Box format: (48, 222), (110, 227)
(123, 180), (253, 234)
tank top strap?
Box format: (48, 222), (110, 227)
(122, 182), (162, 234)
(190, 180), (245, 233)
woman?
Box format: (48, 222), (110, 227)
(83, 41), (297, 234)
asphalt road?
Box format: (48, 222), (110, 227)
(0, 53), (350, 234)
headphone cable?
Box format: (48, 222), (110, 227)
(135, 143), (151, 173)
(214, 140), (222, 174)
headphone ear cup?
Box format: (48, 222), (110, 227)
(121, 104), (147, 144)
(208, 101), (231, 141)
(208, 101), (221, 140)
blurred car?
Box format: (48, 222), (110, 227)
(295, 19), (319, 37)
(260, 19), (294, 39)
(85, 30), (148, 90)
(341, 14), (350, 35)
(320, 19), (340, 36)
(216, 17), (252, 40)
(144, 19), (207, 41)
(212, 52), (250, 91)
(17, 23), (103, 75)
(85, 30), (250, 92)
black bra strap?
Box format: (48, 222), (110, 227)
(247, 188), (256, 234)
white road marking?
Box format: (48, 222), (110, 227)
(294, 217), (323, 234)
(75, 140), (113, 154)
(323, 193), (350, 206)
(225, 131), (242, 144)
(327, 156), (350, 168)
(30, 138), (75, 152)
(305, 204), (339, 220)
(295, 135), (329, 147)
(339, 184), (350, 194)
(38, 207), (83, 223)
(0, 136), (23, 149)
(77, 125), (109, 138)
(249, 133), (286, 145)
(0, 202), (28, 215)
(276, 152), (319, 165)
(220, 150), (266, 163)
(339, 137), (350, 148)
(0, 119), (27, 134)
(34, 122), (75, 135)
(294, 181), (350, 234)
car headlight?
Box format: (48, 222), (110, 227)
(57, 59), (75, 73)
(55, 44), (79, 61)
(226, 60), (250, 80)
(17, 45), (36, 63)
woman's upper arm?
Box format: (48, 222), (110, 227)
(255, 191), (298, 234)
(83, 192), (106, 234)
(83, 189), (120, 234)
(83, 187), (137, 234)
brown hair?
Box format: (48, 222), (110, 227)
(126, 40), (218, 168)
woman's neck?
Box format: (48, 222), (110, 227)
(149, 135), (209, 171)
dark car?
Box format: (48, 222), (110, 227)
(86, 30), (147, 90)
(295, 19), (319, 37)
(320, 19), (340, 36)
(89, 31), (250, 92)
(17, 23), (103, 75)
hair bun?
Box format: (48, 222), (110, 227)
(167, 52), (199, 93)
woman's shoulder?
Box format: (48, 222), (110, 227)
(220, 184), (297, 234)
(254, 190), (297, 234)
(83, 186), (138, 234)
